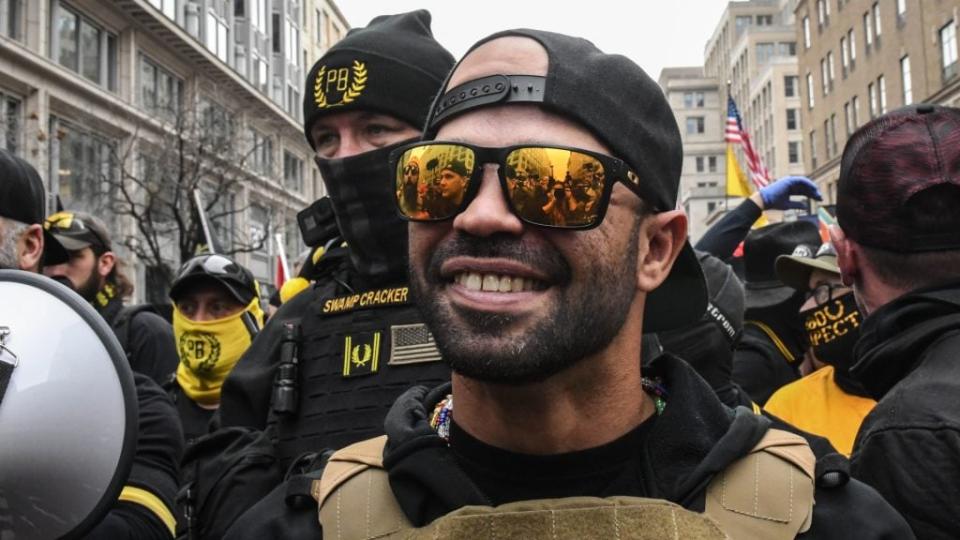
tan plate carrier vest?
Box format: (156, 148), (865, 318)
(311, 429), (816, 540)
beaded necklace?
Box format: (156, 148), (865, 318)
(429, 376), (668, 442)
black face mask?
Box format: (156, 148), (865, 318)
(315, 141), (413, 282)
(658, 321), (733, 394)
(800, 292), (862, 374)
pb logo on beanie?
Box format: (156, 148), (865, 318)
(314, 60), (368, 109)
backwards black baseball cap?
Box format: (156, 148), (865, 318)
(170, 254), (259, 306)
(423, 29), (706, 333)
(0, 149), (69, 265)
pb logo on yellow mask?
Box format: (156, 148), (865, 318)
(173, 299), (263, 405)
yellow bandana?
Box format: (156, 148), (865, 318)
(173, 298), (264, 406)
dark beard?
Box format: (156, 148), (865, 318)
(410, 225), (639, 385)
(71, 271), (101, 303)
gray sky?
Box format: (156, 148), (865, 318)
(337, 1), (730, 81)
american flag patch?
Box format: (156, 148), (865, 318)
(388, 324), (443, 365)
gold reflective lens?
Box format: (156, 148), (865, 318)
(505, 148), (605, 227)
(396, 144), (476, 220)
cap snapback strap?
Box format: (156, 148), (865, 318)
(430, 74), (546, 129)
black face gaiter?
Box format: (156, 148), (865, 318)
(315, 141), (412, 283)
(800, 292), (862, 376)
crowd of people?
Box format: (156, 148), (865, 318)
(1, 8), (959, 540)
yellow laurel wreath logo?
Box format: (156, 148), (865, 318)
(313, 61), (367, 109)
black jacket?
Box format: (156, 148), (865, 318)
(850, 282), (960, 540)
(733, 322), (802, 405)
(226, 355), (912, 539)
(100, 296), (178, 386)
(86, 374), (184, 539)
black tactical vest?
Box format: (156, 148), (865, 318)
(270, 276), (451, 468)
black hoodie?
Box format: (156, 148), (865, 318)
(382, 355), (912, 539)
(850, 282), (960, 540)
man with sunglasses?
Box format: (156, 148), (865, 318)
(43, 210), (178, 385)
(763, 243), (875, 457)
(167, 254), (264, 442)
(310, 31), (910, 539)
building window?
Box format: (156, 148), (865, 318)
(788, 141), (800, 164)
(757, 14), (773, 26)
(848, 28), (857, 64)
(286, 84), (300, 121)
(147, 0), (176, 20)
(205, 9), (229, 62)
(139, 55), (182, 120)
(249, 128), (273, 177)
(683, 91), (705, 108)
(0, 91), (21, 154)
(707, 201), (717, 214)
(868, 82), (877, 118)
(827, 51), (836, 86)
(284, 151), (304, 192)
(810, 130), (818, 167)
(899, 56), (912, 105)
(820, 59), (829, 96)
(708, 155), (717, 173)
(2, 0), (23, 39)
(695, 156), (704, 172)
(896, 0), (906, 18)
(285, 15), (300, 66)
(786, 108), (798, 130)
(784, 75), (797, 97)
(247, 0), (268, 33)
(864, 12), (873, 49)
(852, 95), (861, 127)
(271, 12), (281, 54)
(779, 42), (797, 56)
(200, 99), (234, 146)
(941, 21), (958, 81)
(756, 42), (775, 64)
(878, 74), (887, 113)
(736, 15), (752, 35)
(818, 0), (827, 27)
(315, 9), (322, 42)
(686, 117), (705, 134)
(873, 2), (882, 38)
(844, 102), (853, 136)
(51, 117), (116, 215)
(803, 16), (811, 48)
(53, 3), (118, 91)
(252, 53), (269, 94)
(841, 36), (849, 76)
(830, 114), (838, 156)
(806, 72), (815, 108)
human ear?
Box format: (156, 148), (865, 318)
(828, 225), (857, 287)
(17, 224), (44, 272)
(636, 210), (687, 293)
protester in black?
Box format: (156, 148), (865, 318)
(832, 104), (960, 539)
(299, 29), (910, 539)
(0, 149), (182, 539)
(167, 254), (264, 442)
(43, 210), (177, 384)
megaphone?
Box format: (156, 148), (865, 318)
(0, 270), (137, 539)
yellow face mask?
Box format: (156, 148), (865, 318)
(173, 298), (264, 406)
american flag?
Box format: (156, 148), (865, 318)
(725, 97), (771, 189)
(389, 324), (443, 365)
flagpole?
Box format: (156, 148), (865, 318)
(193, 189), (217, 255)
(724, 80), (731, 214)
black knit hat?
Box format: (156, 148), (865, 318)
(697, 250), (745, 343)
(302, 10), (454, 149)
(423, 29), (705, 333)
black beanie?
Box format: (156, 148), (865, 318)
(696, 250), (745, 343)
(302, 10), (455, 148)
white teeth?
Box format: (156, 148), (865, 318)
(453, 272), (541, 292)
(464, 273), (482, 291)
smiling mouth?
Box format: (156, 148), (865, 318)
(451, 272), (548, 293)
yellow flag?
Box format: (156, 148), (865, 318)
(725, 145), (752, 197)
